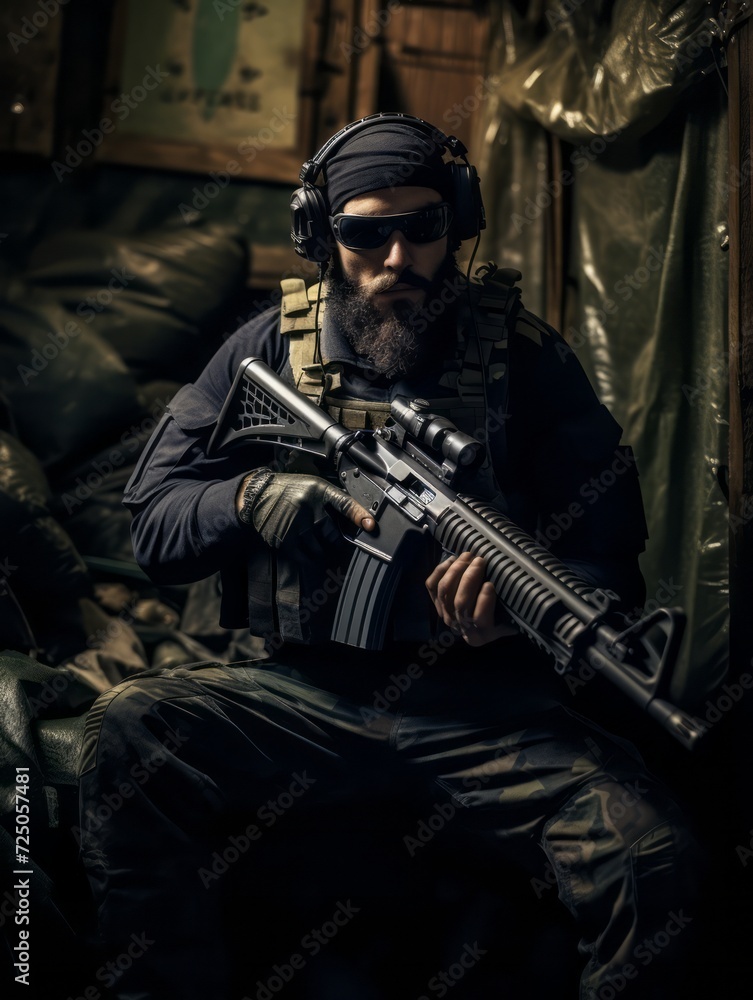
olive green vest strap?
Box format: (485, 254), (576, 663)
(451, 271), (523, 406)
(280, 278), (330, 402)
(280, 277), (310, 315)
(324, 395), (392, 430)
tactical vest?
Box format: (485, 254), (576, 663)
(278, 264), (526, 446)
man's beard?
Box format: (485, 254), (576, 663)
(325, 255), (459, 379)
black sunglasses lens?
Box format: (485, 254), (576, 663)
(335, 216), (387, 249)
(405, 205), (451, 243)
(332, 204), (452, 250)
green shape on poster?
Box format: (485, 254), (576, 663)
(193, 0), (241, 121)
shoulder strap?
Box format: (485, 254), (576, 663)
(279, 278), (390, 427)
(279, 278), (333, 404)
(435, 263), (523, 423)
(450, 264), (526, 503)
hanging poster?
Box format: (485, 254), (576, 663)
(99, 0), (319, 181)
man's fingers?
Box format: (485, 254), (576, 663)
(425, 555), (457, 597)
(453, 556), (489, 628)
(426, 552), (517, 647)
(427, 551), (475, 627)
(470, 581), (498, 630)
(324, 486), (375, 532)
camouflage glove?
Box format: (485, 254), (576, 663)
(237, 468), (372, 549)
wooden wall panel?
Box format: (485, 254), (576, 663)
(381, 3), (490, 151)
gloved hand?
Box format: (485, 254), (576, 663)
(236, 468), (374, 550)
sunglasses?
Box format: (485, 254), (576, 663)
(329, 202), (453, 251)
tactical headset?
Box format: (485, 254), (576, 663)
(289, 112), (486, 263)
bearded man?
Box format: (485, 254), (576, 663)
(78, 115), (700, 1000)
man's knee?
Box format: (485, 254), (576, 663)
(78, 673), (196, 777)
(544, 776), (698, 884)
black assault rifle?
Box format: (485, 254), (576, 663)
(210, 357), (704, 750)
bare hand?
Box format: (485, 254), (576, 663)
(426, 551), (518, 647)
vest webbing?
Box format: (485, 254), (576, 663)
(279, 265), (526, 436)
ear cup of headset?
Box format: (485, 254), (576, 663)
(446, 162), (486, 243)
(290, 184), (333, 262)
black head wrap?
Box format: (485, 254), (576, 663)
(324, 121), (452, 214)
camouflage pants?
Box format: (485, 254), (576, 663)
(78, 646), (700, 1000)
